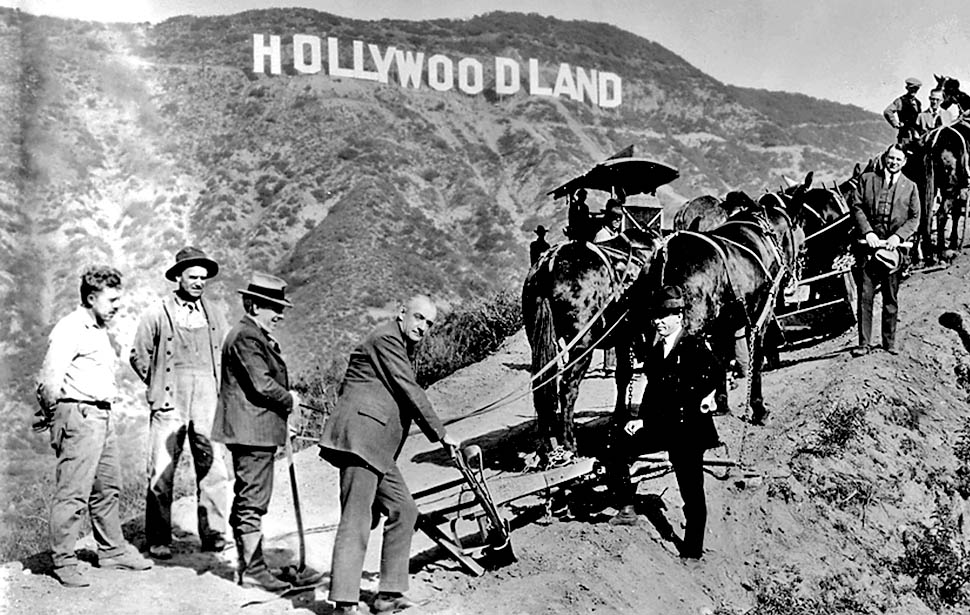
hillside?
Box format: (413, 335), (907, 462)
(0, 7), (895, 564)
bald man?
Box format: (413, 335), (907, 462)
(319, 295), (459, 615)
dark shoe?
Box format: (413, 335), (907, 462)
(609, 505), (639, 526)
(148, 544), (173, 559)
(239, 568), (291, 593)
(883, 345), (899, 356)
(99, 550), (154, 571)
(200, 535), (227, 552)
(52, 566), (90, 588)
(372, 593), (419, 613)
(850, 345), (870, 357)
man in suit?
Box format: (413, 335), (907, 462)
(847, 144), (921, 357)
(916, 88), (952, 134)
(131, 247), (230, 559)
(212, 272), (300, 592)
(37, 266), (154, 587)
(601, 285), (722, 560)
(319, 295), (459, 615)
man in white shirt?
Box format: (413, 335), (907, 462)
(38, 266), (153, 587)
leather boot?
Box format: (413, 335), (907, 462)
(235, 532), (290, 592)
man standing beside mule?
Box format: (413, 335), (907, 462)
(319, 295), (459, 614)
(38, 266), (153, 587)
(131, 247), (230, 559)
(848, 144), (920, 357)
(212, 272), (300, 592)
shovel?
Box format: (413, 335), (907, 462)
(277, 422), (323, 588)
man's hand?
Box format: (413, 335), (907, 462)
(441, 431), (461, 452)
(700, 390), (717, 414)
(865, 232), (882, 249)
(623, 419), (644, 436)
(885, 234), (901, 250)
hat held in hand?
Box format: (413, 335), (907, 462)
(874, 247), (901, 271)
(165, 246), (220, 281)
(238, 272), (293, 308)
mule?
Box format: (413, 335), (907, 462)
(630, 191), (805, 424)
(673, 195), (740, 232)
(523, 227), (666, 460)
(923, 122), (970, 260)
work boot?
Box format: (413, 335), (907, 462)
(200, 534), (227, 552)
(235, 532), (290, 593)
(52, 565), (90, 588)
(609, 505), (639, 526)
(99, 549), (154, 571)
(372, 592), (419, 613)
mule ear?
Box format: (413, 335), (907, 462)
(802, 171), (814, 191)
(853, 162), (861, 177)
(781, 174), (797, 188)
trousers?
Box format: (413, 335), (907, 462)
(146, 369), (229, 546)
(49, 402), (126, 568)
(329, 461), (417, 603)
(854, 257), (901, 349)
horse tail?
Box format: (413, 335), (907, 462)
(528, 293), (559, 405)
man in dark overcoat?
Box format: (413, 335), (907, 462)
(212, 272), (299, 592)
(319, 295), (459, 615)
(602, 285), (722, 560)
(847, 143), (920, 356)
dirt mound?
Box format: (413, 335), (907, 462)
(5, 256), (970, 614)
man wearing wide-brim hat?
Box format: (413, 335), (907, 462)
(211, 272), (299, 592)
(601, 285), (722, 560)
(131, 246), (230, 560)
(530, 224), (551, 265)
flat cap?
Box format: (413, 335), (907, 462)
(905, 77), (922, 88)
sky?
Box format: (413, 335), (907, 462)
(5, 0), (969, 113)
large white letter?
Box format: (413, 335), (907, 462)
(394, 49), (425, 89)
(253, 34), (281, 74)
(427, 54), (454, 92)
(292, 35), (321, 74)
(575, 66), (598, 106)
(494, 57), (520, 95)
(528, 59), (553, 96)
(552, 62), (578, 101)
(598, 71), (622, 108)
(352, 40), (380, 81)
(457, 57), (483, 95)
(327, 37), (355, 78)
(369, 43), (396, 84)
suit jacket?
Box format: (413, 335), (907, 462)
(319, 320), (446, 475)
(848, 171), (921, 242)
(629, 332), (721, 452)
(211, 316), (292, 447)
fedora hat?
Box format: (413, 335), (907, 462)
(165, 246), (219, 281)
(874, 247), (901, 271)
(534, 225), (548, 235)
(237, 272), (293, 308)
(651, 285), (685, 315)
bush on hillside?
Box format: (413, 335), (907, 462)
(895, 500), (970, 610)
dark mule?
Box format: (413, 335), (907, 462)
(523, 227), (666, 460)
(924, 122), (970, 259)
(673, 195), (741, 232)
(632, 192), (805, 424)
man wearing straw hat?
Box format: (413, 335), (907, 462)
(319, 295), (460, 614)
(131, 246), (230, 560)
(212, 272), (300, 592)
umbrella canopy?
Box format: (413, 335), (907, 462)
(547, 157), (679, 200)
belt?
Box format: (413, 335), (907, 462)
(58, 399), (111, 410)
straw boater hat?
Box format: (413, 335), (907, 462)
(237, 272), (293, 308)
(165, 246), (220, 281)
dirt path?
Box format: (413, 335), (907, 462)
(4, 254), (970, 614)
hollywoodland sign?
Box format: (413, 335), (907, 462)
(252, 34), (623, 108)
